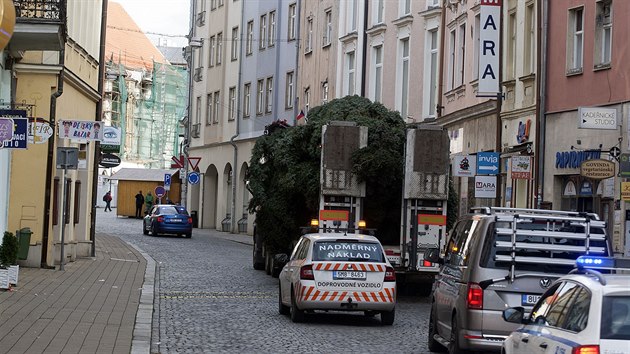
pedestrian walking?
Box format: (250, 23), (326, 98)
(145, 191), (154, 214)
(103, 191), (113, 212)
(135, 190), (144, 218)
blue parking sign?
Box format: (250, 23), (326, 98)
(476, 152), (500, 175)
(164, 173), (172, 191)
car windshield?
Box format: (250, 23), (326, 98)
(312, 240), (385, 263)
(601, 295), (630, 340)
(159, 206), (185, 215)
(479, 221), (608, 273)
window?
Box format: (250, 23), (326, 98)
(457, 23), (466, 86)
(213, 91), (220, 123)
(196, 96), (202, 125)
(306, 18), (313, 53)
(562, 287), (591, 332)
(218, 0), (223, 7)
(507, 12), (516, 79)
(246, 20), (254, 55)
(400, 0), (411, 16)
(228, 87), (236, 121)
(53, 177), (59, 225)
(445, 220), (477, 266)
(544, 282), (581, 328)
(428, 29), (439, 116)
(288, 3), (296, 40)
(568, 7), (584, 72)
(525, 4), (535, 74)
(372, 45), (383, 102)
(345, 51), (356, 96)
(321, 82), (329, 104)
(209, 35), (216, 67)
(269, 11), (276, 47)
(243, 82), (251, 117)
(64, 178), (71, 224)
(231, 26), (239, 61)
(211, 0), (216, 10)
(285, 71), (294, 109)
(399, 38), (410, 118)
(304, 87), (311, 114)
(473, 14), (480, 80)
(216, 32), (223, 65)
(595, 0), (612, 66)
(206, 94), (212, 124)
(428, 0), (439, 7)
(373, 0), (384, 24)
(265, 77), (273, 113)
(257, 79), (264, 114)
(324, 10), (332, 46)
(601, 295), (630, 340)
(448, 29), (455, 90)
(348, 0), (358, 32)
(260, 14), (267, 50)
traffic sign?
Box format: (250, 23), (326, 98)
(171, 155), (185, 168)
(155, 186), (166, 198)
(476, 152), (500, 175)
(187, 171), (200, 185)
(610, 146), (621, 159)
(188, 157), (201, 171)
(164, 173), (171, 191)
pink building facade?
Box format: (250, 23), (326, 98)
(543, 0), (626, 254)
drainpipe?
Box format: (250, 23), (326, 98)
(535, 0), (548, 208)
(360, 0), (368, 97)
(292, 0), (301, 121)
(436, 1), (446, 118)
(89, 0), (108, 258)
(42, 47), (65, 267)
(182, 0), (197, 209)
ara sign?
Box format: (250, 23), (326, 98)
(478, 0), (501, 95)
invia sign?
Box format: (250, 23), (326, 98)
(477, 152), (500, 175)
(478, 0), (501, 95)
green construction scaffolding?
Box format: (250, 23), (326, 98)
(108, 61), (188, 168)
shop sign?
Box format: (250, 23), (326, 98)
(478, 0), (502, 95)
(563, 180), (577, 196)
(453, 155), (476, 177)
(555, 150), (601, 169)
(580, 159), (615, 179)
(621, 182), (630, 201)
(580, 181), (593, 195)
(516, 119), (531, 144)
(620, 153), (630, 177)
(475, 175), (497, 199)
(511, 156), (532, 179)
(578, 107), (617, 130)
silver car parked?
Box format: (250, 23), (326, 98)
(425, 207), (610, 353)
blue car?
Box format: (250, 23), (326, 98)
(143, 204), (192, 238)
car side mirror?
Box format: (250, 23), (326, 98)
(274, 253), (289, 267)
(502, 307), (525, 324)
(424, 248), (443, 264)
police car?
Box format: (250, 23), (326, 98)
(277, 232), (396, 325)
(501, 256), (630, 354)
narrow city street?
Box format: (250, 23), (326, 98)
(96, 209), (432, 353)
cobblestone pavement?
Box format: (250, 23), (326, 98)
(97, 209), (432, 353)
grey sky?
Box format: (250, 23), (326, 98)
(114, 0), (191, 47)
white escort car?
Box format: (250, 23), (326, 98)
(502, 256), (630, 354)
(278, 232), (397, 325)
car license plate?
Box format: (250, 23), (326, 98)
(521, 294), (541, 306)
(333, 271), (366, 280)
(169, 219), (182, 223)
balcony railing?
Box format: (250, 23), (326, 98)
(9, 0), (67, 53)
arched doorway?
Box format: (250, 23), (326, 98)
(202, 165), (218, 229)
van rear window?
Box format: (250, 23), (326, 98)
(479, 221), (608, 273)
(312, 241), (384, 262)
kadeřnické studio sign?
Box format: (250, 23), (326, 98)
(580, 159), (615, 179)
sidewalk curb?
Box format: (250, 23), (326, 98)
(126, 242), (156, 354)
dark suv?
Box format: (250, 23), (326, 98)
(425, 207), (610, 353)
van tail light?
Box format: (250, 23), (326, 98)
(300, 265), (314, 280)
(467, 283), (483, 309)
(384, 266), (396, 282)
(157, 216), (164, 222)
(187, 217), (193, 224)
(572, 345), (599, 354)
(422, 260), (433, 267)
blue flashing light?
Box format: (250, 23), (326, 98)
(576, 256), (615, 269)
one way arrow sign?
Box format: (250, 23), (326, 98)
(171, 155), (185, 168)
